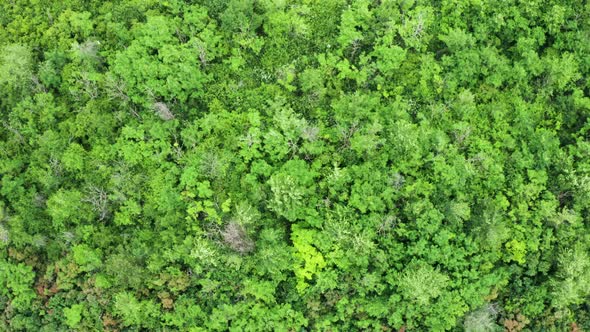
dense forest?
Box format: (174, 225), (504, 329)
(1, 0), (590, 330)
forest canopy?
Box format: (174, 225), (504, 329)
(1, 0), (590, 331)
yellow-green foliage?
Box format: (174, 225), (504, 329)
(291, 225), (326, 293)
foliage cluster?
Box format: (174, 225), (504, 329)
(1, 0), (590, 330)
